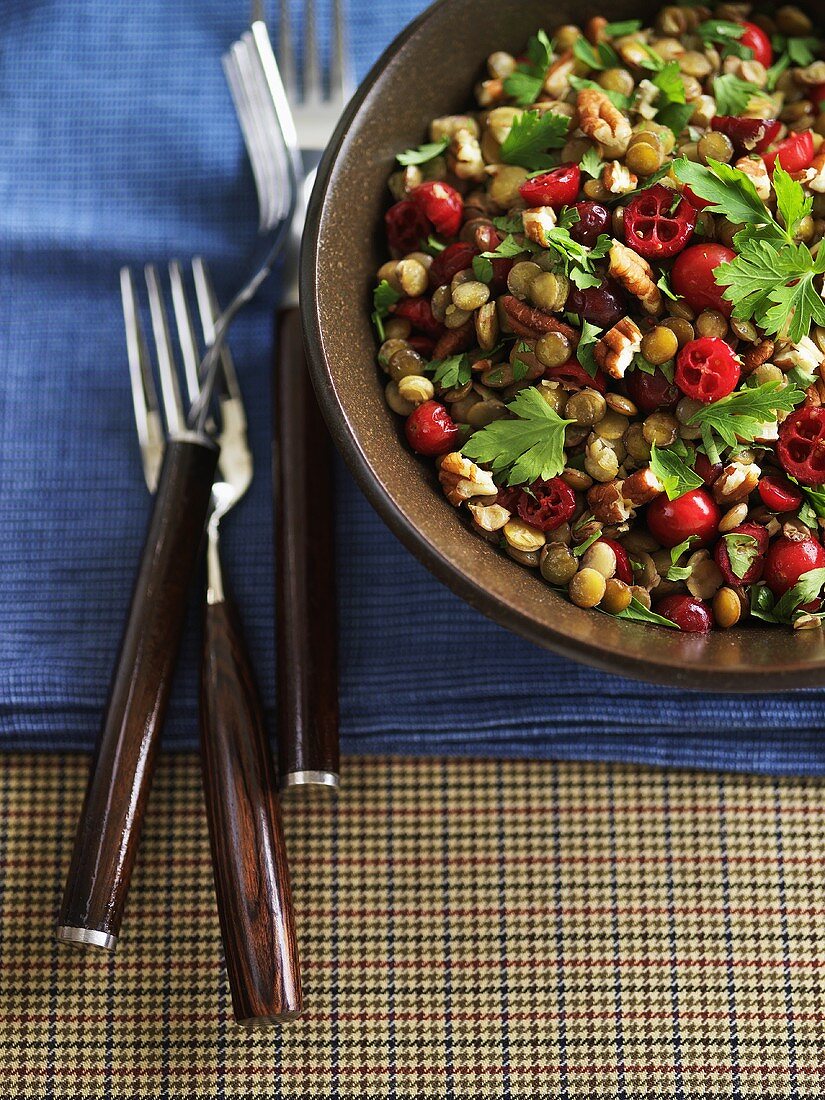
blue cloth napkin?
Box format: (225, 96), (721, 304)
(3, 0), (825, 774)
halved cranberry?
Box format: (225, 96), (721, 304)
(758, 475), (803, 513)
(625, 368), (679, 414)
(385, 200), (431, 254)
(655, 595), (713, 633)
(393, 297), (443, 338)
(429, 242), (478, 288)
(567, 280), (626, 328)
(646, 488), (721, 548)
(711, 116), (781, 156)
(517, 477), (577, 531)
(675, 337), (741, 404)
(763, 535), (825, 597)
(496, 485), (523, 513)
(567, 202), (611, 247)
(404, 401), (460, 456)
(738, 20), (773, 67)
(600, 537), (633, 584)
(544, 359), (607, 393)
(623, 185), (697, 259)
(410, 181), (464, 238)
(763, 130), (815, 175)
(714, 522), (769, 586)
(777, 406), (825, 487)
(519, 164), (581, 209)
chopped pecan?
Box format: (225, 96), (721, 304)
(432, 321), (475, 360)
(806, 379), (825, 407)
(499, 296), (580, 344)
(602, 161), (638, 195)
(576, 87), (632, 158)
(431, 115), (479, 142)
(587, 480), (634, 525)
(593, 317), (643, 380)
(585, 16), (608, 43)
(741, 339), (775, 376)
(473, 222), (501, 253)
(467, 500), (511, 532)
(609, 240), (663, 315)
(773, 336), (824, 375)
(809, 151), (825, 194)
(438, 453), (497, 506)
(712, 461), (761, 505)
(448, 128), (486, 182)
(735, 156), (771, 202)
(623, 467), (664, 506)
(543, 50), (576, 99)
(476, 77), (505, 107)
(522, 206), (558, 248)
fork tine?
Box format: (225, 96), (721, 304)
(277, 0), (298, 103)
(329, 0), (353, 102)
(247, 25), (299, 224)
(224, 41), (276, 232)
(168, 261), (202, 408)
(120, 267), (165, 493)
(302, 0), (322, 103)
(145, 264), (186, 436)
(192, 257), (243, 404)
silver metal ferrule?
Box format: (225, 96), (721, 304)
(282, 770), (339, 790)
(56, 926), (117, 950)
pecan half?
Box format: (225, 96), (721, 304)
(608, 240), (663, 315)
(500, 295), (579, 343)
(432, 320), (475, 360)
(587, 479), (634, 524)
(593, 317), (643, 380)
(741, 339), (775, 376)
(623, 467), (664, 506)
(576, 87), (632, 158)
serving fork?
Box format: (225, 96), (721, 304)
(272, 0), (354, 790)
(57, 15), (301, 1022)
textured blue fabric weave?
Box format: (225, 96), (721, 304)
(3, 0), (825, 773)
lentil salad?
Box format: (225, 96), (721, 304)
(372, 3), (825, 633)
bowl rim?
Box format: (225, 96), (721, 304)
(300, 0), (825, 693)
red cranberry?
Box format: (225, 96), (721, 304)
(517, 477), (576, 532)
(568, 201), (611, 247)
(714, 522), (769, 586)
(567, 280), (626, 328)
(623, 185), (697, 259)
(624, 369), (679, 414)
(385, 200), (430, 254)
(758, 475), (803, 513)
(544, 359), (607, 393)
(777, 406), (825, 487)
(711, 115), (781, 157)
(646, 488), (721, 548)
(763, 130), (815, 175)
(655, 595), (713, 633)
(407, 335), (436, 357)
(519, 164), (581, 210)
(600, 537), (633, 584)
(393, 297), (443, 338)
(694, 453), (722, 487)
(763, 535), (825, 597)
(429, 242), (477, 288)
(404, 401), (460, 456)
(738, 20), (772, 66)
(410, 181), (464, 238)
(674, 337), (741, 404)
(672, 244), (736, 317)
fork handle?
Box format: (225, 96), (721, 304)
(273, 306), (340, 789)
(200, 564), (302, 1024)
(57, 434), (218, 950)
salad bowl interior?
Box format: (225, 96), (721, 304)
(301, 0), (825, 691)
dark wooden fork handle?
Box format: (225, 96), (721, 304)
(273, 305), (340, 789)
(200, 588), (302, 1023)
(57, 434), (218, 949)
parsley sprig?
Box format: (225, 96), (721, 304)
(712, 73), (756, 115)
(426, 354), (472, 390)
(649, 441), (703, 501)
(503, 30), (554, 107)
(697, 19), (752, 60)
(499, 110), (569, 172)
(461, 387), (573, 486)
(751, 568), (825, 625)
(688, 380), (804, 462)
(372, 279), (401, 340)
(396, 137), (448, 166)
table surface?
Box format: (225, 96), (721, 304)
(1, 752), (823, 1099)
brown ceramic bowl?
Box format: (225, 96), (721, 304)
(301, 0), (825, 691)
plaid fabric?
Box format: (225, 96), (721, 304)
(2, 753), (825, 1099)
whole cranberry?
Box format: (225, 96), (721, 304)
(600, 537), (633, 584)
(714, 522), (769, 586)
(655, 595), (713, 633)
(567, 280), (626, 328)
(763, 535), (825, 597)
(410, 181), (464, 238)
(625, 369), (679, 414)
(671, 244), (736, 317)
(568, 201), (611, 247)
(429, 241), (477, 288)
(646, 488), (721, 548)
(758, 475), (803, 513)
(404, 401), (460, 456)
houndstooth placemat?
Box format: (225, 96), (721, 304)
(2, 751), (825, 1099)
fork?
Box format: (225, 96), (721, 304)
(57, 17), (298, 976)
(272, 0), (354, 790)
